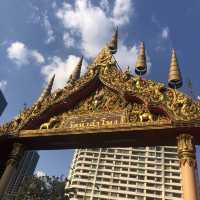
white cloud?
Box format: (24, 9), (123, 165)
(43, 14), (55, 44)
(56, 0), (112, 58)
(7, 41), (45, 66)
(161, 27), (169, 39)
(115, 43), (138, 72)
(31, 50), (45, 63)
(41, 55), (87, 90)
(7, 42), (29, 65)
(35, 170), (46, 177)
(0, 80), (7, 92)
(112, 0), (132, 26)
(63, 32), (75, 48)
(56, 0), (133, 58)
(99, 0), (110, 13)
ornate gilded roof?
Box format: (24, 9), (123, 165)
(1, 46), (200, 137)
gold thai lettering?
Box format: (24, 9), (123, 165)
(114, 120), (118, 125)
(101, 118), (106, 126)
(96, 121), (100, 127)
(69, 117), (122, 129)
(106, 120), (113, 126)
(90, 120), (96, 127)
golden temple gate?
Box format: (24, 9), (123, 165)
(0, 30), (200, 200)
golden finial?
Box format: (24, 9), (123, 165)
(168, 49), (182, 89)
(38, 74), (55, 102)
(71, 56), (83, 81)
(135, 41), (147, 76)
(67, 56), (83, 86)
(46, 74), (55, 95)
(107, 27), (118, 54)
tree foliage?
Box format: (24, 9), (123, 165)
(15, 175), (68, 200)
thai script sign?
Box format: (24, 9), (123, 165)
(62, 112), (125, 130)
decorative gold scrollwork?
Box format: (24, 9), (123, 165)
(177, 134), (196, 168)
(1, 45), (200, 135)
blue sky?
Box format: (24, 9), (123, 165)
(0, 0), (200, 176)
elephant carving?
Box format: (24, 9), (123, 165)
(40, 117), (59, 130)
(139, 112), (153, 122)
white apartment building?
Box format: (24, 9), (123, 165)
(66, 147), (183, 200)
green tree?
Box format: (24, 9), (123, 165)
(15, 175), (69, 200)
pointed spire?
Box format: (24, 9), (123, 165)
(38, 74), (55, 102)
(71, 56), (83, 81)
(46, 74), (55, 95)
(107, 27), (118, 54)
(168, 49), (183, 89)
(135, 41), (147, 76)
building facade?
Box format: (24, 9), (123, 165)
(66, 147), (183, 200)
(0, 89), (7, 116)
(4, 151), (39, 200)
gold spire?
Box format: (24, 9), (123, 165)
(38, 74), (55, 102)
(107, 27), (118, 54)
(168, 49), (182, 89)
(71, 56), (83, 81)
(66, 56), (82, 86)
(46, 74), (55, 95)
(135, 41), (147, 76)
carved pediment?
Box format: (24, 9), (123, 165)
(1, 46), (200, 135)
(38, 84), (171, 131)
(39, 86), (125, 130)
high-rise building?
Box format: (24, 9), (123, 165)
(3, 151), (39, 200)
(0, 89), (7, 116)
(66, 147), (183, 200)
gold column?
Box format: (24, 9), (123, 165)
(0, 143), (25, 199)
(177, 134), (198, 200)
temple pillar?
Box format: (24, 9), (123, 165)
(0, 144), (12, 178)
(177, 134), (198, 200)
(0, 143), (25, 199)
